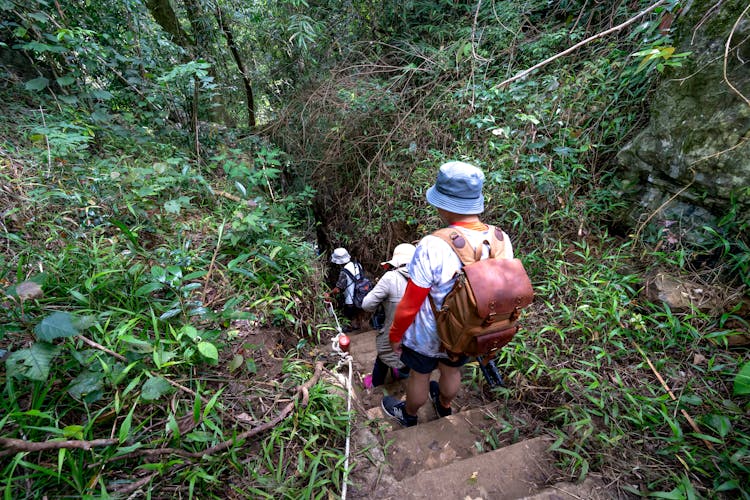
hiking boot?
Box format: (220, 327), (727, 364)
(429, 381), (452, 418)
(381, 396), (417, 427)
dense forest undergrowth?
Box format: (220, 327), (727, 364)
(1, 0), (749, 498)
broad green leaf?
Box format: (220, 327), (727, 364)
(119, 335), (153, 353)
(245, 358), (257, 374)
(197, 341), (218, 362)
(67, 370), (104, 401)
(141, 376), (173, 401)
(34, 311), (80, 341)
(159, 308), (181, 320)
(228, 354), (243, 372)
(164, 199), (182, 214)
(166, 413), (180, 439)
(135, 282), (163, 296)
(5, 342), (61, 381)
(181, 326), (199, 340)
(62, 425), (84, 439)
(56, 75), (75, 86)
(25, 76), (49, 91)
(733, 361), (750, 396)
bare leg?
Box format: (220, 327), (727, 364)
(404, 370), (430, 416)
(436, 363), (461, 407)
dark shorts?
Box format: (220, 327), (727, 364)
(400, 345), (469, 374)
(342, 304), (359, 320)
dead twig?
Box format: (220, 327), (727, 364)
(111, 472), (159, 497)
(213, 189), (257, 207)
(723, 4), (750, 108)
(109, 361), (324, 462)
(494, 0), (666, 89)
(79, 335), (126, 362)
(0, 437), (118, 453)
(632, 342), (714, 450)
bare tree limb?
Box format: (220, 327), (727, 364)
(493, 0), (667, 89)
(108, 361), (324, 462)
(0, 437), (118, 453)
(723, 3), (750, 107)
(79, 335), (127, 362)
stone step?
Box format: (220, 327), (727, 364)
(383, 405), (502, 480)
(399, 436), (555, 500)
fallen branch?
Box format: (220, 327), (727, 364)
(0, 437), (118, 453)
(723, 3), (750, 107)
(110, 472), (159, 497)
(110, 361), (323, 462)
(79, 335), (126, 362)
(493, 0), (667, 89)
(213, 189), (257, 207)
(632, 342), (714, 450)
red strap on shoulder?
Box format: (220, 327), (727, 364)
(388, 280), (430, 343)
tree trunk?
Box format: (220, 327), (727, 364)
(214, 5), (256, 128)
(181, 0), (228, 124)
(144, 0), (192, 47)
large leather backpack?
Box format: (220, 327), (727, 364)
(428, 226), (534, 357)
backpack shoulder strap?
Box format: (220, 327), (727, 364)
(486, 225), (506, 259)
(432, 225), (507, 263)
(342, 267), (357, 281)
(432, 228), (478, 264)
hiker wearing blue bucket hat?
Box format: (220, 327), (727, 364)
(381, 161), (515, 427)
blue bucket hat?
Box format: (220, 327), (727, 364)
(426, 161), (485, 214)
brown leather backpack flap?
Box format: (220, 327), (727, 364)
(475, 325), (519, 353)
(463, 258), (534, 319)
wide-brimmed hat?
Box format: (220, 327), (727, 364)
(331, 247), (351, 264)
(380, 243), (416, 268)
(425, 161), (485, 214)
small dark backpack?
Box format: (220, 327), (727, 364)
(429, 226), (534, 357)
(343, 263), (373, 309)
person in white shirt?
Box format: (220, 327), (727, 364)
(381, 161), (514, 427)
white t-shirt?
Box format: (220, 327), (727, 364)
(338, 261), (361, 305)
(403, 226), (514, 358)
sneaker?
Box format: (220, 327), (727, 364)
(381, 396), (417, 427)
(429, 381), (452, 418)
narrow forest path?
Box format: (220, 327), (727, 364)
(337, 329), (619, 499)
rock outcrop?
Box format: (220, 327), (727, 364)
(617, 1), (750, 237)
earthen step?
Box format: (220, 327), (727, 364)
(382, 405), (502, 480)
(518, 477), (616, 499)
(347, 329), (379, 373)
(399, 436), (555, 500)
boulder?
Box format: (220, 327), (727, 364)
(616, 0), (750, 237)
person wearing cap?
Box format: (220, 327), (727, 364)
(328, 247), (365, 331)
(381, 161), (514, 427)
(360, 243), (417, 388)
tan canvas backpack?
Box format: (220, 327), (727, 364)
(428, 226), (534, 357)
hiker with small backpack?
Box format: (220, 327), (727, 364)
(360, 243), (416, 389)
(381, 161), (532, 427)
(327, 247), (371, 332)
